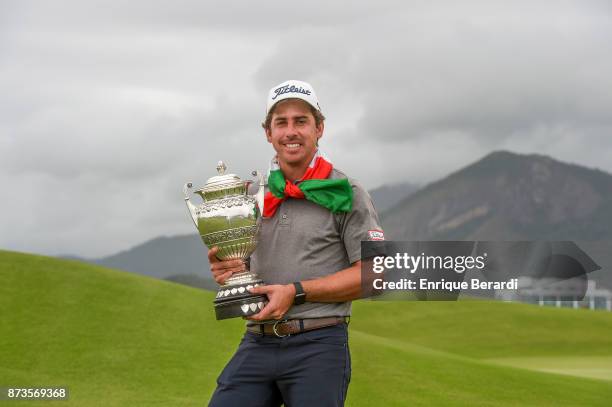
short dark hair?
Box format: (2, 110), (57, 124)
(262, 98), (326, 130)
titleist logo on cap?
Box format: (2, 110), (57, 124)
(272, 84), (312, 100)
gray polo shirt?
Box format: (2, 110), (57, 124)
(250, 168), (383, 319)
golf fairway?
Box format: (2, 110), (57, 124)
(2, 250), (612, 406)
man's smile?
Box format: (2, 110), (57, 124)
(283, 142), (302, 150)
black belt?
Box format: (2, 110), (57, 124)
(247, 316), (348, 337)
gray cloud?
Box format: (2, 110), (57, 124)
(256, 1), (612, 143)
(2, 0), (402, 39)
(1, 0), (611, 257)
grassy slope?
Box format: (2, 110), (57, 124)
(1, 250), (612, 406)
(0, 250), (241, 406)
(348, 301), (612, 406)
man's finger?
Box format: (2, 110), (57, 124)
(210, 261), (245, 284)
(215, 271), (233, 285)
(208, 246), (220, 263)
(211, 260), (244, 271)
(249, 285), (271, 295)
(247, 303), (276, 321)
(211, 264), (244, 276)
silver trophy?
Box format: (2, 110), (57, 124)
(184, 161), (268, 320)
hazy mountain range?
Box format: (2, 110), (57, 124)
(71, 151), (611, 290)
(83, 175), (420, 286)
(368, 181), (420, 213)
(381, 150), (612, 290)
(382, 151), (612, 241)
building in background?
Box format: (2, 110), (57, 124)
(496, 277), (612, 311)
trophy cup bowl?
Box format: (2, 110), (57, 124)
(184, 161), (268, 320)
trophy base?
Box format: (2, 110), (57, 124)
(213, 279), (268, 320)
(214, 294), (269, 320)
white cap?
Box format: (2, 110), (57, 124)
(266, 79), (321, 115)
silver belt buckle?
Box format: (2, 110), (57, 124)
(272, 319), (290, 338)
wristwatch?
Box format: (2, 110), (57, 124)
(293, 281), (306, 305)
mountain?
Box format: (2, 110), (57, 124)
(369, 181), (419, 213)
(382, 151), (612, 241)
(77, 182), (417, 286)
(165, 273), (219, 291)
(76, 151), (612, 289)
(380, 150), (612, 289)
(93, 234), (211, 280)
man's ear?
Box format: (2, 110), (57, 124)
(265, 128), (272, 143)
(316, 121), (324, 142)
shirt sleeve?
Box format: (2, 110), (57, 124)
(339, 178), (385, 264)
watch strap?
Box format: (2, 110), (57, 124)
(293, 281), (306, 305)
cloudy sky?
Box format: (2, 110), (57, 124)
(1, 0), (611, 257)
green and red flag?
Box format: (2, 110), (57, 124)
(263, 151), (353, 218)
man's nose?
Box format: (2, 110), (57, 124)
(286, 122), (299, 135)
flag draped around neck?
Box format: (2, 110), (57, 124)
(263, 152), (353, 218)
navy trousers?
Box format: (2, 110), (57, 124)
(208, 323), (351, 407)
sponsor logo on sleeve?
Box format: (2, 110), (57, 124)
(367, 229), (385, 241)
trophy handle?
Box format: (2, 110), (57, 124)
(251, 170), (265, 214)
(183, 182), (199, 228)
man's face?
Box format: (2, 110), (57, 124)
(265, 99), (323, 168)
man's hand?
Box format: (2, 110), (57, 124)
(208, 246), (246, 285)
(247, 284), (296, 321)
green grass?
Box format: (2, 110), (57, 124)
(485, 356), (612, 381)
(0, 250), (241, 406)
(348, 302), (612, 406)
(1, 250), (612, 406)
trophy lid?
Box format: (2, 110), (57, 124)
(196, 161), (246, 198)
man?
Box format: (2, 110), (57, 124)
(207, 79), (383, 407)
